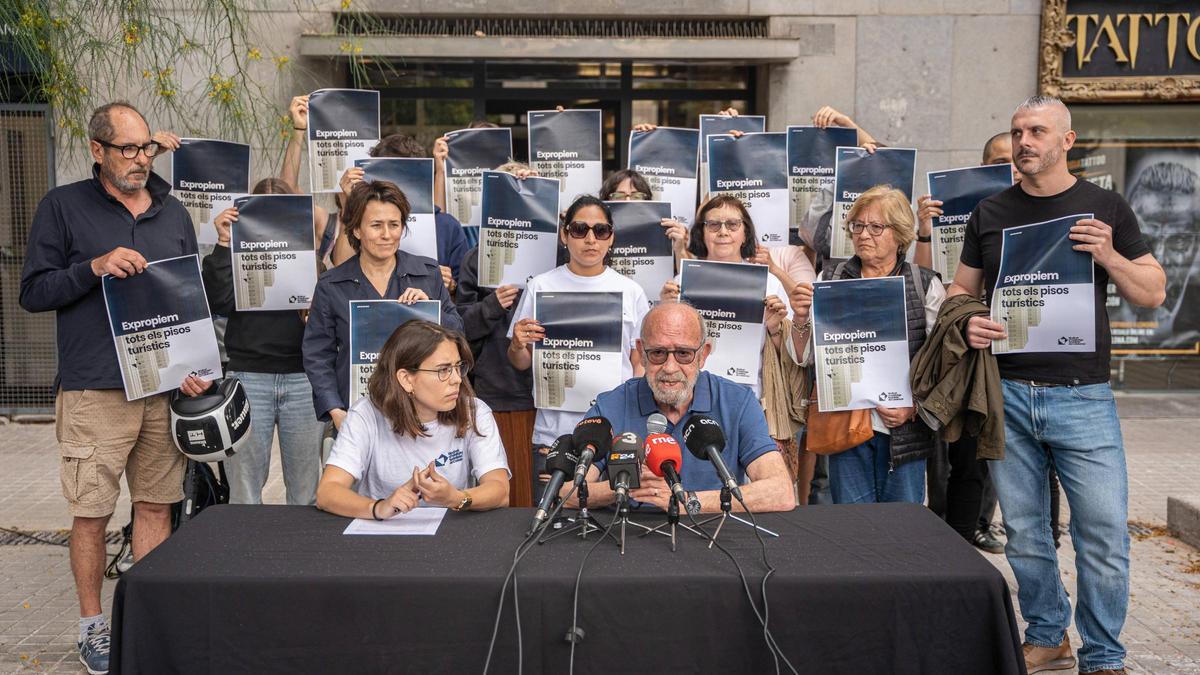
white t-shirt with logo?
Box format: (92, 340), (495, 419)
(507, 265), (651, 446)
(326, 396), (511, 500)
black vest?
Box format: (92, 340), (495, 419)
(824, 257), (939, 467)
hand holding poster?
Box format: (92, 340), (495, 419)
(348, 300), (442, 402)
(171, 139), (250, 247)
(678, 259), (768, 389)
(699, 114), (765, 194)
(627, 127), (700, 225)
(355, 158), (438, 260)
(706, 132), (789, 246)
(787, 126), (857, 233)
(308, 89), (380, 193)
(991, 214), (1096, 355)
(811, 276), (911, 412)
(927, 164), (1014, 281)
(533, 291), (623, 412)
(230, 194), (317, 311)
(478, 171), (561, 288)
(831, 147), (918, 259)
(102, 255), (222, 401)
(527, 109), (602, 208)
(607, 200), (674, 298)
(444, 127), (513, 227)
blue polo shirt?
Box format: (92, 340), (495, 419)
(586, 371), (778, 492)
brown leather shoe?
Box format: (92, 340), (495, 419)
(1023, 635), (1076, 673)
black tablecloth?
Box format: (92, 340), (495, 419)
(111, 504), (1023, 674)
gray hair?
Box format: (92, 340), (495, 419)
(87, 101), (146, 142)
(1013, 95), (1071, 131)
(639, 300), (710, 347)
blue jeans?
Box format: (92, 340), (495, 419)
(226, 371), (324, 505)
(828, 432), (926, 504)
(991, 379), (1128, 672)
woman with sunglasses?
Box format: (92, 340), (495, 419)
(316, 320), (510, 518)
(787, 185), (944, 505)
(507, 195), (651, 501)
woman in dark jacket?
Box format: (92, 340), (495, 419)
(789, 185), (944, 504)
(303, 180), (463, 431)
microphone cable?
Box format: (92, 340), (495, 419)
(684, 508), (799, 675)
(733, 495), (795, 675)
(567, 510), (619, 675)
(482, 482), (579, 675)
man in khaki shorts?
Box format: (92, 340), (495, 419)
(20, 101), (207, 675)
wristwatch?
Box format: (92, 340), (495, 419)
(685, 491), (702, 516)
(452, 491), (473, 512)
(917, 233), (932, 242)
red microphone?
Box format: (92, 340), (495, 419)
(644, 433), (686, 504)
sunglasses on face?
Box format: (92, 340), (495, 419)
(703, 218), (744, 233)
(641, 345), (702, 365)
(564, 221), (614, 240)
(608, 190), (647, 200)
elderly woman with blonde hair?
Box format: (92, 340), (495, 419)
(788, 185), (945, 504)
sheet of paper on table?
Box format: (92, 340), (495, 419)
(342, 508), (447, 535)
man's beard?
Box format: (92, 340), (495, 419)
(101, 162), (149, 194)
(1017, 144), (1060, 178)
(648, 370), (697, 407)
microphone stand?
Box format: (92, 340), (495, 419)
(538, 480), (608, 545)
(688, 487), (781, 546)
(638, 493), (707, 549)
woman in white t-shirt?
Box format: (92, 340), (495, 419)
(507, 195), (652, 501)
(316, 321), (510, 519)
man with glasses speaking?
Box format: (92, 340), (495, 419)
(571, 301), (796, 513)
(20, 101), (203, 674)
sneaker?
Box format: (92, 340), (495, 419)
(988, 522), (1007, 539)
(78, 624), (110, 675)
(972, 528), (1005, 554)
(1024, 636), (1075, 673)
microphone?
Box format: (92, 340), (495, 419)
(646, 412), (668, 435)
(570, 416), (612, 487)
(607, 431), (643, 506)
(645, 433), (686, 504)
(682, 414), (742, 501)
(529, 434), (578, 534)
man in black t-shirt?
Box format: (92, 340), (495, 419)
(949, 96), (1165, 675)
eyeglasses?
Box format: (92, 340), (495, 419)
(846, 221), (891, 236)
(411, 361), (471, 382)
(564, 221), (615, 240)
(608, 190), (647, 200)
(641, 345), (703, 365)
(703, 218), (744, 233)
(94, 139), (163, 159)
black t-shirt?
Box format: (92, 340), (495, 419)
(960, 178), (1150, 385)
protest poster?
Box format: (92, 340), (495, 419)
(992, 214), (1096, 355)
(1069, 140), (1200, 354)
(699, 114), (764, 198)
(477, 171), (561, 288)
(927, 163), (1014, 281)
(678, 259), (767, 390)
(627, 126), (700, 225)
(348, 300), (442, 402)
(811, 276), (911, 412)
(230, 194), (317, 311)
(786, 126), (857, 233)
(527, 109), (602, 208)
(831, 147), (918, 259)
(533, 291), (623, 412)
(444, 127), (513, 228)
(606, 200), (674, 298)
(171, 138), (250, 247)
(102, 255), (221, 401)
(355, 157), (437, 260)
(307, 88), (380, 193)
(706, 132), (789, 246)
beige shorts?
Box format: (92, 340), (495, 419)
(55, 389), (185, 518)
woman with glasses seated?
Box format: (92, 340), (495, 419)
(316, 320), (510, 518)
(507, 195), (651, 502)
(787, 185), (945, 504)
